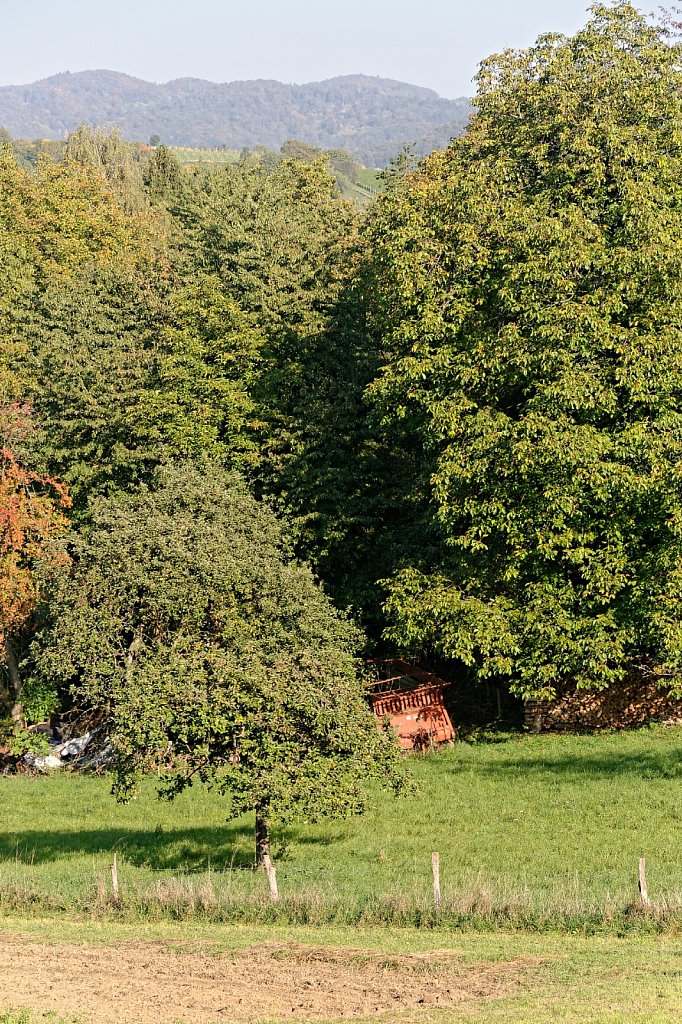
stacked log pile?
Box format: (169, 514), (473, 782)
(524, 677), (682, 732)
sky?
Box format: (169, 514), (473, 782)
(2, 0), (606, 98)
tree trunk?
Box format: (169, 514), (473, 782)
(254, 808), (278, 901)
(3, 638), (24, 727)
(255, 809), (270, 867)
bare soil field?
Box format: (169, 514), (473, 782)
(0, 932), (538, 1023)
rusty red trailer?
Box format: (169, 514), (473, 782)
(367, 660), (456, 751)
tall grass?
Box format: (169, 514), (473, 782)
(1, 869), (679, 933)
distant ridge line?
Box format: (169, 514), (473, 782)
(0, 69), (471, 167)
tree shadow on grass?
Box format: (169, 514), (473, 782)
(445, 746), (682, 781)
(0, 825), (334, 871)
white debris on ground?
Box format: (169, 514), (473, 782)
(24, 752), (64, 770)
(24, 730), (112, 772)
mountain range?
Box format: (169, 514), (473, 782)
(0, 70), (471, 167)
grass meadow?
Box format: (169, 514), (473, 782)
(171, 146), (242, 166)
(1, 727), (681, 1023)
(0, 726), (680, 931)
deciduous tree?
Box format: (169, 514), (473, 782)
(364, 3), (682, 698)
(36, 464), (405, 860)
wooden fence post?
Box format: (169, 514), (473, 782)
(639, 857), (650, 908)
(263, 853), (279, 902)
(111, 852), (120, 908)
(432, 852), (441, 910)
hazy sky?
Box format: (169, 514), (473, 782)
(3, 0), (606, 97)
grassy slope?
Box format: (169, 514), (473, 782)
(167, 146), (384, 204)
(356, 166), (382, 191)
(171, 146), (241, 166)
(0, 728), (680, 927)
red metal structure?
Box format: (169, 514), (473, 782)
(367, 660), (456, 751)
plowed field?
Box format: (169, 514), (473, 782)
(0, 932), (538, 1022)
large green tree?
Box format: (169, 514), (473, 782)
(0, 151), (169, 497)
(0, 145), (262, 510)
(35, 465), (405, 863)
(364, 3), (682, 698)
(153, 155), (383, 603)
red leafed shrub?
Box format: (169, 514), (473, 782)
(0, 403), (71, 723)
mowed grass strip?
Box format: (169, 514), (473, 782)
(0, 727), (680, 929)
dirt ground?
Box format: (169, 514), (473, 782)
(0, 932), (539, 1023)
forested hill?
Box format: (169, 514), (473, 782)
(0, 70), (470, 167)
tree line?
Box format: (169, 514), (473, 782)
(1, 3), (681, 848)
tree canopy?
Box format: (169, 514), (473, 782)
(363, 3), (682, 698)
(4, 2), (682, 756)
(37, 465), (405, 854)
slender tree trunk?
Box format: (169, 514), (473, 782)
(3, 638), (24, 727)
(254, 806), (278, 901)
(255, 808), (270, 867)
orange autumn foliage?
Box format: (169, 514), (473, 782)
(0, 403), (71, 648)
